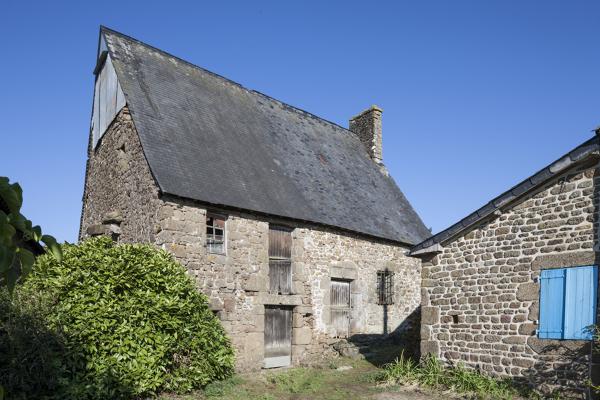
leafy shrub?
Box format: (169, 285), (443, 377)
(0, 237), (234, 399)
(380, 352), (541, 399)
(0, 176), (62, 292)
(0, 289), (73, 398)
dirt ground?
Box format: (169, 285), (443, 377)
(373, 388), (446, 399)
(160, 356), (449, 400)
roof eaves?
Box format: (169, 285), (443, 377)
(160, 192), (417, 247)
(409, 136), (600, 256)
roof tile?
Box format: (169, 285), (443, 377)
(101, 27), (430, 244)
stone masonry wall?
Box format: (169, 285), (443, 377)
(80, 107), (161, 242)
(419, 164), (599, 397)
(154, 197), (422, 371)
(80, 112), (422, 372)
(294, 227), (421, 344)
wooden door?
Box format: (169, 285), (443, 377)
(330, 279), (351, 338)
(264, 306), (292, 368)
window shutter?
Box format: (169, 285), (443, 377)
(564, 265), (598, 340)
(539, 268), (566, 339)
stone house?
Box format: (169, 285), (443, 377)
(410, 136), (600, 397)
(80, 27), (430, 371)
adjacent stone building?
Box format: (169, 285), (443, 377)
(80, 27), (429, 371)
(410, 137), (600, 397)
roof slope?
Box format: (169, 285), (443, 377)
(410, 136), (600, 255)
(100, 27), (430, 245)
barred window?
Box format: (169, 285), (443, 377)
(377, 270), (394, 305)
(206, 214), (226, 254)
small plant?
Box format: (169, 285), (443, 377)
(379, 350), (419, 383)
(379, 352), (540, 399)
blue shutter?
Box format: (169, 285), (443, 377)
(564, 265), (598, 340)
(539, 268), (566, 339)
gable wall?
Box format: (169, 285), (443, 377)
(419, 164), (599, 397)
(80, 106), (162, 242)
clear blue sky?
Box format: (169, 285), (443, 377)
(2, 1), (599, 243)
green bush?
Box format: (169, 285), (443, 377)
(0, 237), (234, 399)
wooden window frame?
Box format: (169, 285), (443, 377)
(206, 213), (227, 255)
(377, 269), (394, 305)
(268, 224), (293, 295)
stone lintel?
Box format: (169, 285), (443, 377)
(330, 265), (357, 280)
(259, 293), (303, 307)
(531, 251), (596, 271)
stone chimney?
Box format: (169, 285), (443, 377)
(349, 105), (386, 173)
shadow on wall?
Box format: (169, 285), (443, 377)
(341, 306), (421, 367)
(520, 167), (600, 399)
(520, 339), (592, 399)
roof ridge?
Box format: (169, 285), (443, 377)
(95, 26), (429, 244)
(100, 25), (354, 135)
(409, 135), (600, 254)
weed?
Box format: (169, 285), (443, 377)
(379, 350), (419, 384)
(267, 368), (324, 394)
(380, 352), (543, 399)
(203, 376), (244, 398)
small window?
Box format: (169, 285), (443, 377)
(206, 214), (226, 254)
(377, 269), (394, 305)
(539, 265), (598, 340)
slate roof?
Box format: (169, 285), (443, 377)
(100, 27), (430, 245)
(410, 136), (600, 255)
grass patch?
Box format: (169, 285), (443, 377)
(164, 358), (384, 400)
(203, 376), (244, 398)
(379, 352), (543, 399)
(266, 368), (325, 394)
